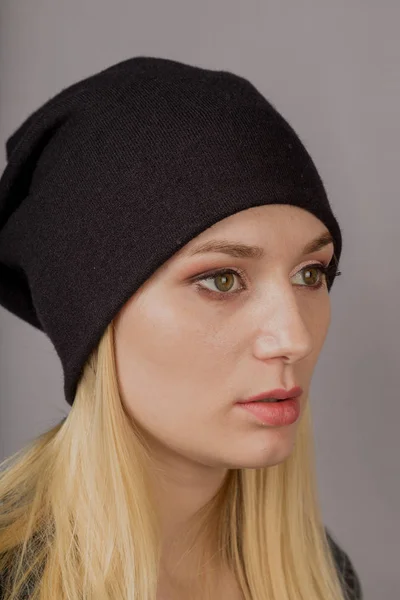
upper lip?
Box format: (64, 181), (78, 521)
(238, 386), (303, 403)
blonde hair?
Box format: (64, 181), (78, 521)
(0, 319), (349, 600)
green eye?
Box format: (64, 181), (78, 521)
(192, 263), (341, 299)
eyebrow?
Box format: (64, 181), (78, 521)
(188, 231), (334, 260)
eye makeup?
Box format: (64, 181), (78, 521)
(188, 260), (341, 301)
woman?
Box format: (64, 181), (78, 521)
(0, 56), (363, 599)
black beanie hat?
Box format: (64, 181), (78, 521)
(0, 56), (342, 407)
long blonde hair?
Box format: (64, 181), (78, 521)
(0, 318), (349, 599)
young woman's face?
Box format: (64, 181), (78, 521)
(114, 204), (334, 470)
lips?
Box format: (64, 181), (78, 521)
(238, 386), (303, 403)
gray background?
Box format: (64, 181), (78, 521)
(0, 2), (399, 598)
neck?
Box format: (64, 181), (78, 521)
(158, 560), (243, 600)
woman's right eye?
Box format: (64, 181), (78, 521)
(194, 268), (245, 296)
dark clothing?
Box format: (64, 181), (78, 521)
(0, 528), (362, 599)
(326, 528), (363, 600)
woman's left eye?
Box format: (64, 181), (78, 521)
(191, 264), (333, 299)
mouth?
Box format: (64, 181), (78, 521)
(237, 386), (303, 404)
(249, 398), (286, 403)
(236, 396), (301, 426)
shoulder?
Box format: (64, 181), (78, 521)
(0, 567), (33, 600)
(1, 531), (363, 600)
(0, 570), (5, 600)
(0, 567), (10, 600)
(325, 527), (363, 600)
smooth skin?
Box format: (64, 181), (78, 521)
(113, 204), (334, 598)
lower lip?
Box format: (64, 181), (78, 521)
(236, 398), (300, 426)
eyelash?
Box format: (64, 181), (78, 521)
(191, 263), (342, 300)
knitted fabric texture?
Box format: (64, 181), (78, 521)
(0, 56), (343, 406)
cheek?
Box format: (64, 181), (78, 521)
(303, 300), (331, 369)
(314, 299), (331, 347)
(113, 294), (230, 421)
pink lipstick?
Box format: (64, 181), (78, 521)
(236, 386), (303, 426)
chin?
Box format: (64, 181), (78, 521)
(220, 439), (296, 470)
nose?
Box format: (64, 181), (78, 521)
(253, 295), (315, 365)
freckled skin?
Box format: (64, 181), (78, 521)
(113, 204), (332, 582)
